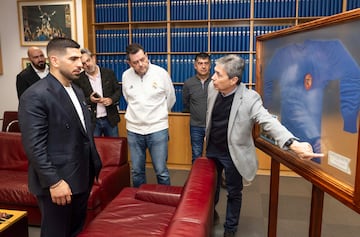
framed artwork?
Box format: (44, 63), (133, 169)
(255, 9), (360, 211)
(0, 40), (3, 75)
(17, 0), (76, 46)
(21, 57), (31, 69)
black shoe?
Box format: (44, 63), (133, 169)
(224, 231), (236, 237)
(213, 210), (220, 225)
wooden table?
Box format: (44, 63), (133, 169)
(0, 209), (28, 237)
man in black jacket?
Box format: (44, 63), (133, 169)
(19, 37), (102, 237)
(16, 46), (49, 99)
(73, 48), (121, 137)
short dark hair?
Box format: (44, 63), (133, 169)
(195, 52), (210, 61)
(47, 37), (80, 56)
(126, 43), (145, 60)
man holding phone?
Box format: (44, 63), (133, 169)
(73, 48), (122, 137)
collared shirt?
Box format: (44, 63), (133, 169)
(32, 64), (49, 79)
(86, 66), (107, 118)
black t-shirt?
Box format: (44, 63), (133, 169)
(207, 92), (235, 157)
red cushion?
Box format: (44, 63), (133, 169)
(79, 188), (176, 237)
(94, 137), (128, 167)
(135, 184), (183, 207)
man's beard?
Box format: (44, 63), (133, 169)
(34, 62), (46, 70)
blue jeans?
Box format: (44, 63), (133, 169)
(190, 125), (206, 163)
(127, 129), (170, 188)
(208, 154), (243, 233)
(93, 117), (118, 137)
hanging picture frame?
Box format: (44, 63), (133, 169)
(255, 8), (360, 212)
(17, 0), (76, 46)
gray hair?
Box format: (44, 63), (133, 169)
(215, 54), (245, 85)
(80, 48), (92, 56)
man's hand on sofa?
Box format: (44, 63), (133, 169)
(49, 180), (73, 206)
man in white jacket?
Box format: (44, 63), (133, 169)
(122, 43), (176, 187)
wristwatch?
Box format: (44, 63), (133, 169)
(284, 138), (296, 148)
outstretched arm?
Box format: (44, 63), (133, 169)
(289, 140), (324, 160)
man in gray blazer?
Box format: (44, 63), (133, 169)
(19, 38), (102, 237)
(73, 48), (121, 137)
(205, 54), (323, 237)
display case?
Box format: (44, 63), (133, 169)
(255, 8), (360, 214)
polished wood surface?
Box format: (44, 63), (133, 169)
(0, 209), (28, 237)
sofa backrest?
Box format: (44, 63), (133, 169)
(0, 132), (28, 171)
(0, 132), (128, 171)
(94, 136), (128, 167)
(165, 157), (217, 237)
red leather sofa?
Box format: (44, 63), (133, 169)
(78, 157), (217, 237)
(0, 132), (130, 226)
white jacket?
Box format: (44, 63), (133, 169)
(122, 63), (176, 135)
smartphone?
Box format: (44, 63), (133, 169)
(93, 92), (101, 98)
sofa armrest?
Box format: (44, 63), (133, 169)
(94, 137), (128, 167)
(135, 184), (183, 207)
(165, 157), (217, 237)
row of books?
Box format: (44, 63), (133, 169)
(172, 85), (185, 112)
(95, 0), (129, 23)
(347, 0), (360, 10)
(252, 25), (291, 50)
(132, 28), (167, 52)
(170, 28), (208, 52)
(297, 0), (342, 17)
(96, 53), (254, 84)
(96, 30), (129, 53)
(131, 0), (167, 21)
(171, 0), (208, 20)
(95, 26), (263, 53)
(254, 0), (296, 18)
(94, 0), (351, 23)
(210, 27), (251, 52)
(210, 0), (251, 19)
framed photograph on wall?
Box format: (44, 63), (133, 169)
(17, 0), (76, 46)
(255, 9), (360, 211)
(0, 40), (3, 75)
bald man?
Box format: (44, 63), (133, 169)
(16, 46), (49, 99)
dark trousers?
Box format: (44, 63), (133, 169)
(209, 154), (243, 233)
(37, 191), (90, 237)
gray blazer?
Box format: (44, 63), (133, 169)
(205, 82), (295, 181)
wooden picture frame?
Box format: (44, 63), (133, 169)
(17, 0), (76, 46)
(0, 41), (3, 75)
(255, 9), (360, 212)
